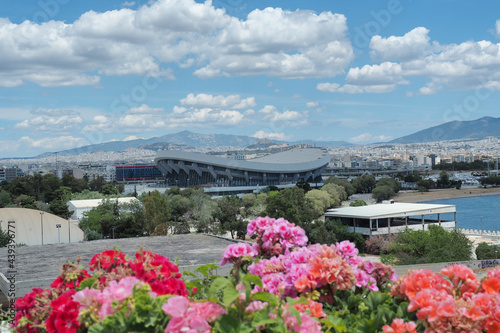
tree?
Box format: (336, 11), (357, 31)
(321, 183), (346, 204)
(143, 190), (170, 235)
(102, 183), (119, 195)
(49, 199), (73, 219)
(62, 173), (88, 193)
(436, 171), (451, 189)
(376, 178), (401, 193)
(41, 174), (62, 202)
(89, 176), (105, 192)
(295, 180), (311, 193)
(351, 175), (376, 194)
(417, 179), (435, 192)
(305, 189), (334, 218)
(372, 185), (395, 202)
(190, 191), (218, 234)
(0, 190), (12, 208)
(241, 194), (256, 210)
(350, 200), (367, 207)
(215, 195), (245, 240)
(476, 242), (500, 260)
(15, 195), (37, 209)
(6, 177), (35, 199)
(385, 225), (473, 265)
(302, 219), (366, 252)
(323, 177), (356, 197)
(402, 171), (422, 183)
(0, 228), (10, 247)
(243, 193), (267, 218)
(265, 187), (315, 226)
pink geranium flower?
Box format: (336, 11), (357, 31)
(107, 276), (141, 301)
(220, 242), (258, 266)
(162, 296), (226, 333)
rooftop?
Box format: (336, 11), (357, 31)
(326, 202), (456, 219)
(0, 234), (236, 302)
(67, 197), (139, 209)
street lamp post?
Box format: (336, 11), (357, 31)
(56, 224), (61, 243)
(112, 226), (116, 239)
(40, 212), (44, 245)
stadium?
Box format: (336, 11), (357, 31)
(154, 148), (330, 188)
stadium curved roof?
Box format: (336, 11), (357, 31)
(155, 148), (330, 173)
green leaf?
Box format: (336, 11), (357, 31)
(208, 277), (230, 298)
(323, 315), (348, 332)
(76, 277), (98, 291)
(364, 292), (389, 311)
(242, 274), (262, 288)
(222, 283), (240, 307)
(285, 296), (309, 306)
(250, 291), (278, 306)
(213, 314), (241, 333)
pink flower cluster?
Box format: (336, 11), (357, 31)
(243, 299), (323, 333)
(248, 240), (395, 299)
(220, 242), (258, 266)
(390, 265), (500, 332)
(89, 249), (188, 297)
(13, 249), (189, 333)
(162, 296), (226, 333)
(247, 216), (308, 257)
(73, 276), (142, 322)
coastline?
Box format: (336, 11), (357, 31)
(393, 187), (500, 203)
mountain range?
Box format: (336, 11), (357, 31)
(390, 116), (500, 144)
(34, 116), (500, 158)
(42, 131), (351, 157)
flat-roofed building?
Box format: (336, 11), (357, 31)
(155, 148), (330, 188)
(325, 201), (456, 238)
(67, 197), (140, 221)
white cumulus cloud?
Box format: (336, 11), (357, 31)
(252, 131), (289, 140)
(180, 93), (256, 109)
(349, 133), (391, 143)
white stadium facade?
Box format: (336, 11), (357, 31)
(154, 148), (330, 188)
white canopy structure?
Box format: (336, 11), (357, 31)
(325, 202), (457, 238)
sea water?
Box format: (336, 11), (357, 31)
(426, 195), (500, 232)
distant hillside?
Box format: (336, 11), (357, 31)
(247, 138), (276, 149)
(289, 139), (353, 147)
(37, 131), (261, 157)
(36, 130), (353, 158)
(390, 116), (500, 144)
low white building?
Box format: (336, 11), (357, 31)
(0, 208), (84, 245)
(325, 202), (456, 238)
(67, 197), (140, 221)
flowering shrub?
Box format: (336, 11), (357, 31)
(247, 216), (308, 257)
(14, 215), (500, 333)
(388, 265), (500, 332)
(13, 248), (189, 333)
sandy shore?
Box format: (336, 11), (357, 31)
(394, 187), (500, 203)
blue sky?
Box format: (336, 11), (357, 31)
(2, 0), (500, 158)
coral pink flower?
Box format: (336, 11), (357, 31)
(483, 268), (500, 294)
(382, 318), (417, 333)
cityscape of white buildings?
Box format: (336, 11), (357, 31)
(1, 137), (500, 183)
